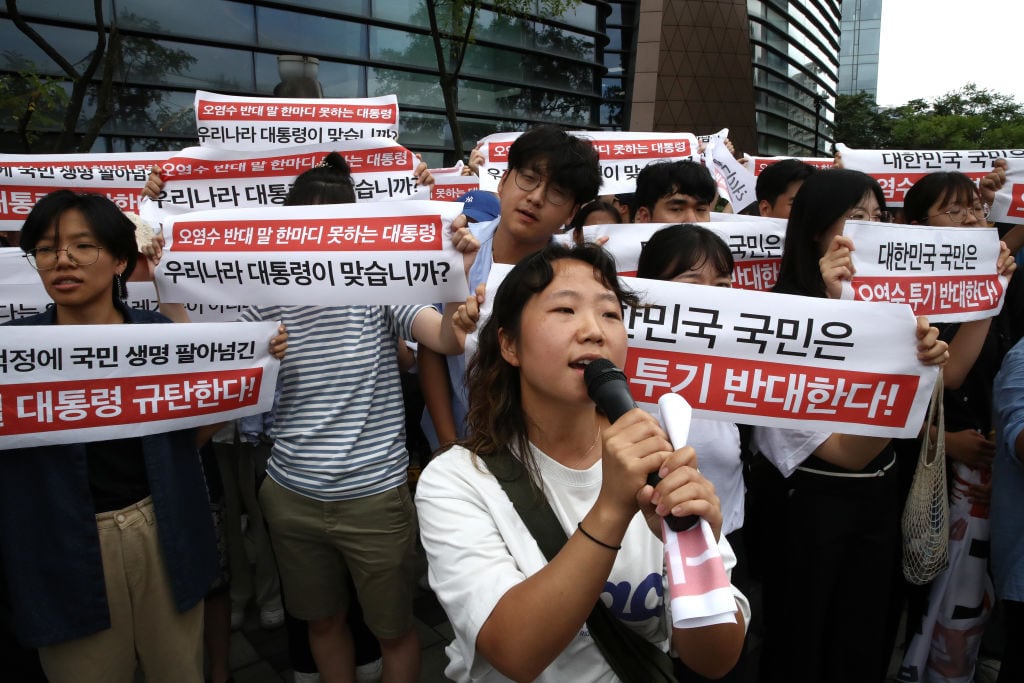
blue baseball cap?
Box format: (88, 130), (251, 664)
(457, 190), (500, 223)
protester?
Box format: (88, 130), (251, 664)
(416, 242), (749, 681)
(751, 169), (949, 683)
(633, 160), (717, 224)
(236, 153), (471, 683)
(636, 224), (753, 681)
(992, 336), (1024, 683)
(0, 190), (286, 683)
(755, 159), (817, 219)
(419, 124), (602, 448)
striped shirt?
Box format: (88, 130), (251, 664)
(240, 304), (425, 501)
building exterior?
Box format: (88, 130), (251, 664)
(837, 0), (882, 97)
(1, 0), (840, 160)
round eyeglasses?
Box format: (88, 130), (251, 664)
(24, 244), (105, 270)
(512, 169), (572, 206)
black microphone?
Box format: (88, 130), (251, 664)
(584, 359), (699, 532)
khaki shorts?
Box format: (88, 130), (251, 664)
(258, 477), (417, 639)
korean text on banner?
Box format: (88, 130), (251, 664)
(989, 158), (1024, 225)
(155, 201), (468, 306)
(141, 140), (428, 225)
(836, 144), (1024, 207)
(194, 90), (399, 149)
(744, 155), (834, 175)
(477, 130), (699, 195)
(840, 221), (1007, 322)
(564, 219), (786, 292)
(0, 152), (168, 231)
(482, 264), (938, 438)
(0, 321), (280, 448)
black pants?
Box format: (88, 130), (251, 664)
(759, 462), (901, 683)
(997, 600), (1024, 683)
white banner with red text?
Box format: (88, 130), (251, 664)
(0, 152), (168, 230)
(476, 130), (699, 196)
(743, 155), (834, 175)
(154, 201), (468, 306)
(836, 144), (1023, 207)
(563, 219), (785, 291)
(0, 321), (280, 448)
(138, 141), (429, 226)
(989, 158), (1024, 225)
(194, 90), (399, 149)
(840, 221), (1007, 321)
(479, 265), (937, 436)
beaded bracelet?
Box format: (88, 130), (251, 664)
(577, 522), (621, 551)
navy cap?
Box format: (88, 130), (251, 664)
(457, 190), (500, 223)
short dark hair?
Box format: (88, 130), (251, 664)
(20, 190), (138, 302)
(284, 152), (355, 206)
(636, 224), (734, 281)
(569, 200), (621, 232)
(507, 125), (601, 206)
(756, 159), (817, 205)
(634, 160), (716, 212)
(902, 172), (981, 224)
(775, 168), (886, 297)
(461, 242), (638, 484)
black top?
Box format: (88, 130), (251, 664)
(86, 437), (150, 512)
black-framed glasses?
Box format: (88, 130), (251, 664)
(512, 169), (572, 206)
(23, 244), (105, 270)
(929, 203), (990, 224)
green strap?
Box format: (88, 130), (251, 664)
(486, 449), (676, 683)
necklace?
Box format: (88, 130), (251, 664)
(580, 425), (601, 462)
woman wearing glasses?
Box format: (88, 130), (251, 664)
(748, 169), (950, 683)
(1, 190), (285, 683)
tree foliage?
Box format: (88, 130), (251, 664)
(1, 0), (195, 153)
(835, 84), (1024, 150)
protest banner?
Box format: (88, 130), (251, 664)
(743, 155), (834, 175)
(988, 158), (1024, 225)
(479, 264), (936, 437)
(0, 152), (167, 230)
(702, 130), (757, 213)
(155, 201), (468, 306)
(194, 90), (399, 149)
(139, 140), (429, 226)
(476, 131), (699, 195)
(836, 144), (1024, 207)
(566, 218), (785, 291)
(840, 221), (1007, 321)
(0, 321), (280, 448)
(430, 170), (480, 202)
(0, 250), (248, 324)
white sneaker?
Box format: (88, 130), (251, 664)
(292, 672), (320, 683)
(355, 658), (383, 683)
(259, 606), (285, 629)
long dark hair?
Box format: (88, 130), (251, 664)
(636, 223), (734, 281)
(775, 169), (885, 297)
(462, 242), (639, 485)
(20, 190), (138, 302)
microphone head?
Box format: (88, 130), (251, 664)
(583, 358), (627, 399)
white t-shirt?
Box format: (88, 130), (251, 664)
(688, 418), (744, 536)
(751, 426), (830, 477)
(415, 443), (750, 682)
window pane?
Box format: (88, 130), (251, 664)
(256, 7), (365, 60)
(115, 0), (256, 44)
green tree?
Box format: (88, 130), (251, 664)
(835, 84), (1024, 150)
(2, 0), (195, 152)
(833, 91), (894, 149)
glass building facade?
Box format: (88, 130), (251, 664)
(746, 0), (840, 155)
(0, 0), (636, 163)
(837, 0), (881, 97)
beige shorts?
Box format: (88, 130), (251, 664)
(258, 477), (418, 639)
